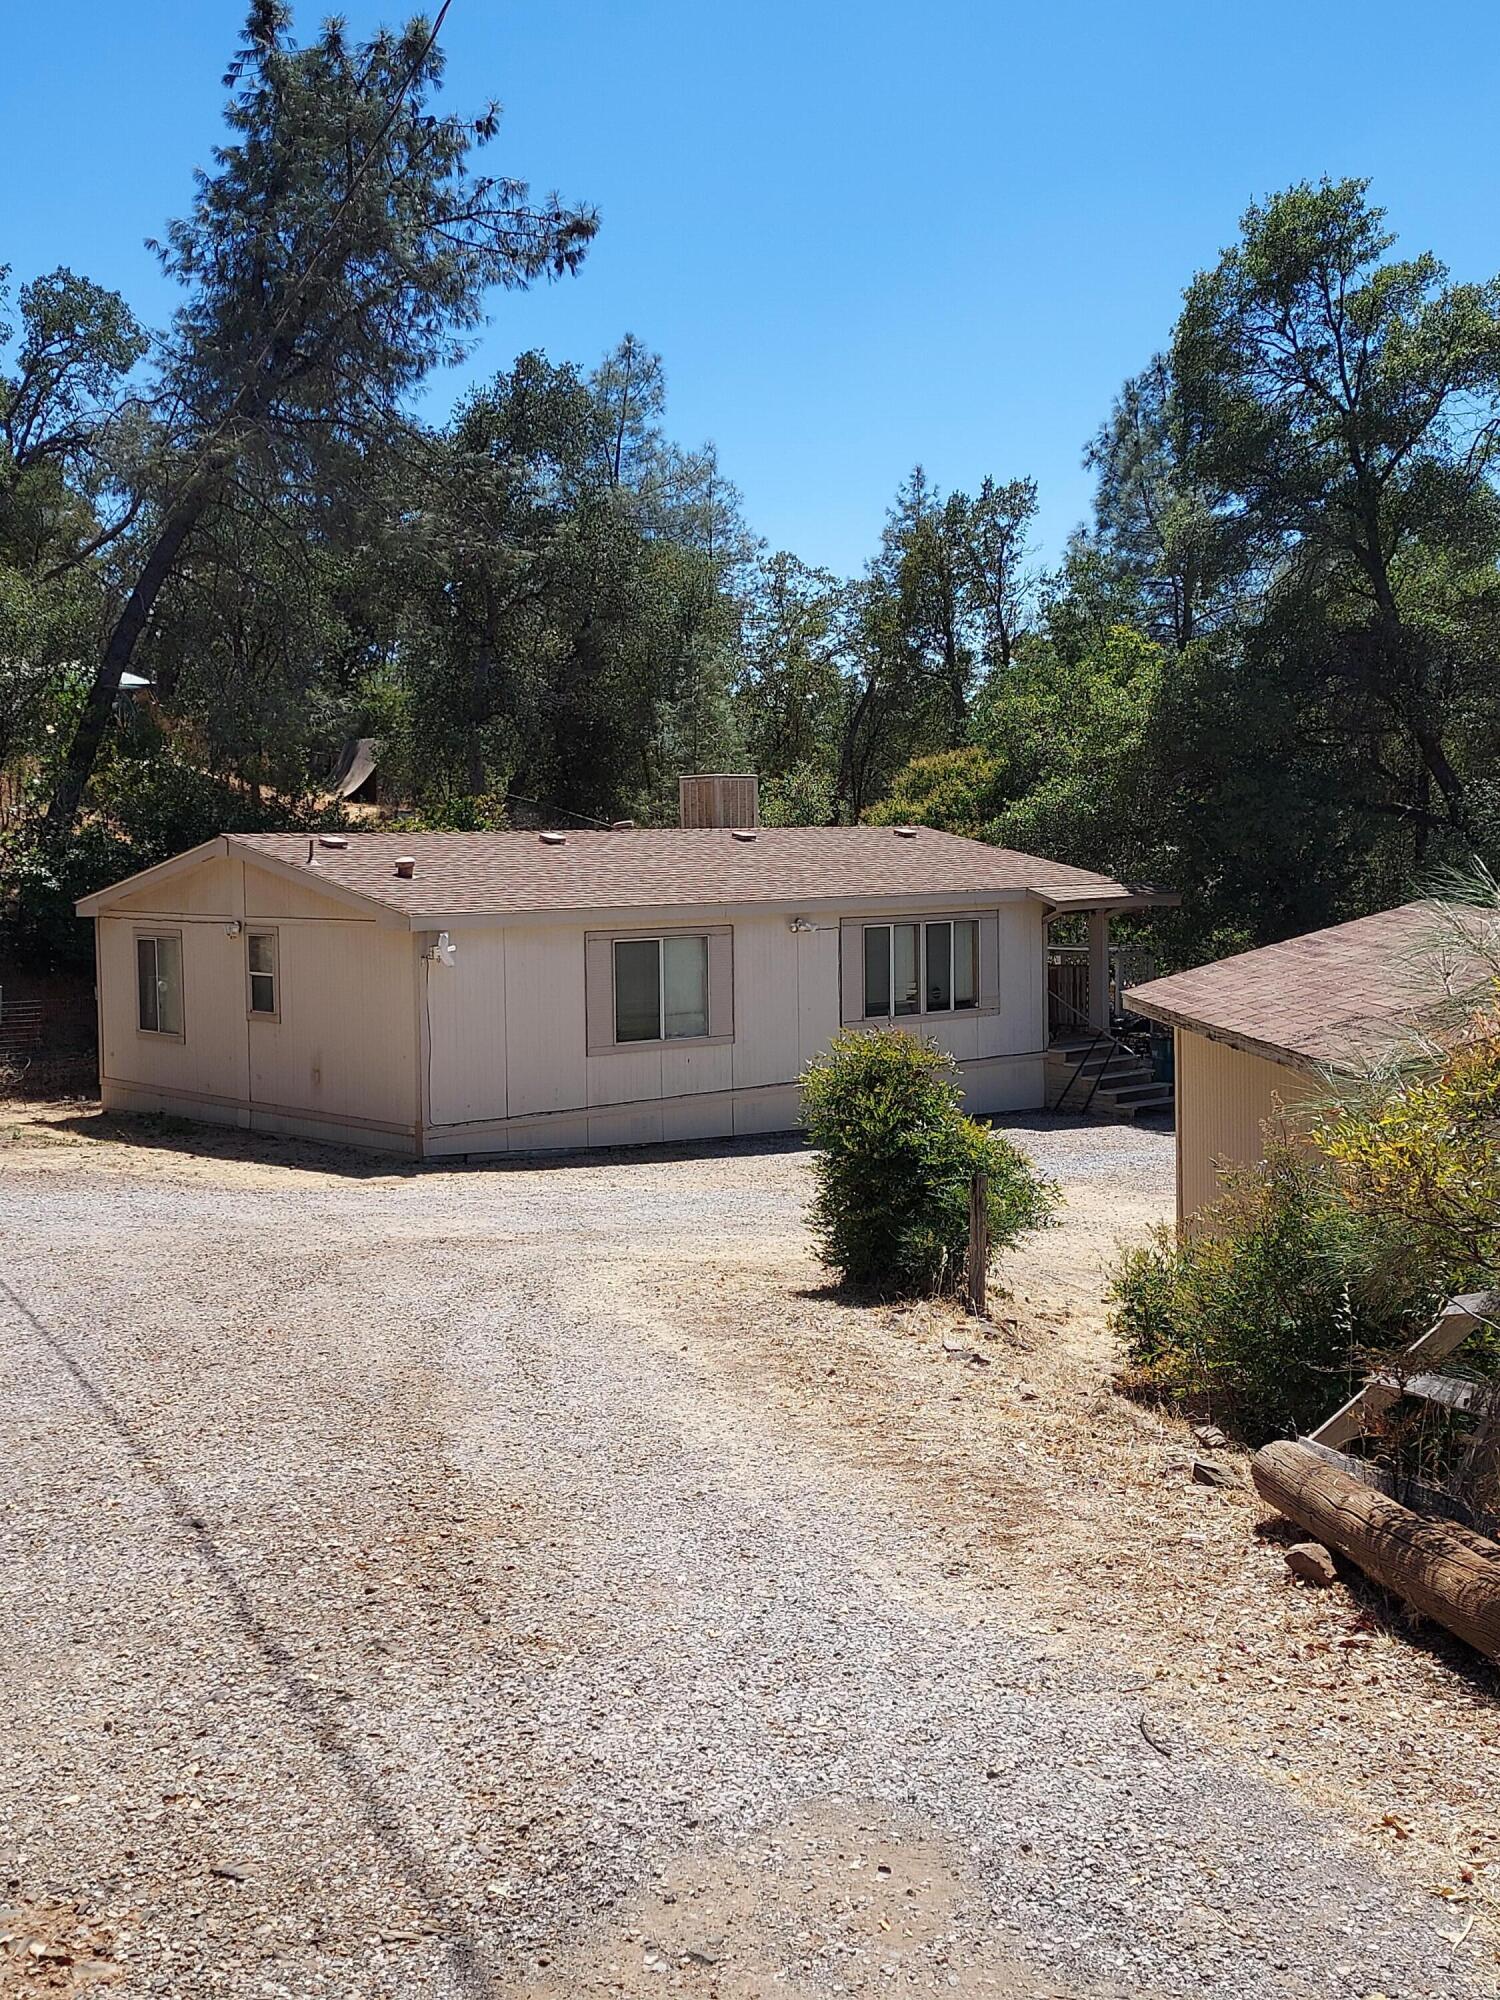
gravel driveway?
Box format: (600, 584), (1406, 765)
(0, 1112), (1489, 1997)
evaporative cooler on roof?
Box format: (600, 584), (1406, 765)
(677, 773), (759, 829)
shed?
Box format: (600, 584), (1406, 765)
(1127, 901), (1494, 1224)
(77, 826), (1171, 1158)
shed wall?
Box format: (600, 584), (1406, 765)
(1175, 1026), (1320, 1224)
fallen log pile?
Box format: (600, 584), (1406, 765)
(1252, 1438), (1500, 1661)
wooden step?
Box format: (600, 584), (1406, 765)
(1117, 1089), (1176, 1117)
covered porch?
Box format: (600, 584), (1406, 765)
(1034, 886), (1178, 1120)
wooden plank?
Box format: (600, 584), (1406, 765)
(1383, 1371), (1491, 1416)
(1254, 1439), (1500, 1659)
(1308, 1293), (1498, 1448)
(1293, 1436), (1476, 1526)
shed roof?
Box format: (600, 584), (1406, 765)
(1127, 901), (1498, 1072)
(78, 826), (1170, 926)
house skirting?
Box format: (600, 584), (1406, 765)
(422, 1051), (1046, 1159)
(99, 1050), (1046, 1162)
(99, 1077), (421, 1156)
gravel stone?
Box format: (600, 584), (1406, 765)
(0, 1113), (1488, 1997)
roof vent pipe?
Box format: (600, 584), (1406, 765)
(394, 856), (416, 879)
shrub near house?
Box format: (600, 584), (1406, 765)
(801, 1028), (1058, 1296)
(1112, 1033), (1500, 1442)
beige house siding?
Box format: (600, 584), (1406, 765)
(1174, 1026), (1320, 1224)
(90, 848), (1058, 1159)
(108, 852), (243, 918)
(97, 853), (418, 1150)
(421, 900), (1050, 1156)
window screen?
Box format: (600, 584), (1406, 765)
(136, 933), (183, 1035)
(863, 925), (890, 1018)
(247, 932), (277, 1016)
(662, 935), (708, 1039)
(614, 938), (661, 1042)
(953, 919), (979, 1009)
(892, 923), (920, 1015)
(925, 922), (952, 1011)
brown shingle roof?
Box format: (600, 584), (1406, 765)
(1127, 902), (1498, 1071)
(221, 827), (1153, 921)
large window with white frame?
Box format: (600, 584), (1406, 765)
(614, 934), (711, 1043)
(862, 919), (979, 1019)
(136, 931), (184, 1037)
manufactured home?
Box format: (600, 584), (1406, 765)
(1127, 901), (1493, 1224)
(77, 823), (1170, 1158)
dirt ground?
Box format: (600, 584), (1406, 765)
(1, 1097), (1497, 1998)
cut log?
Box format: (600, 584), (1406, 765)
(1252, 1439), (1500, 1661)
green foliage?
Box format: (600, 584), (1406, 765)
(2, 751), (348, 968)
(383, 793), (512, 833)
(800, 1029), (1058, 1295)
(758, 763), (837, 828)
(1111, 1143), (1442, 1443)
(1172, 175), (1500, 863)
(869, 625), (1164, 887)
(1317, 1034), (1500, 1297)
(735, 552), (848, 791)
(42, 0), (600, 836)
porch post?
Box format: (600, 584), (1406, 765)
(1086, 908), (1111, 1032)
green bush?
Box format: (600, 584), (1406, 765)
(1110, 1142), (1445, 1442)
(1, 750), (352, 970)
(800, 1028), (1058, 1295)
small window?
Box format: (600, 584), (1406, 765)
(136, 932), (184, 1037)
(613, 934), (710, 1043)
(247, 931), (278, 1018)
(862, 917), (980, 1018)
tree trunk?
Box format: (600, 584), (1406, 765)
(1252, 1439), (1500, 1660)
(45, 496), (205, 838)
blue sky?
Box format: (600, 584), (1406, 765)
(5, 2), (1500, 576)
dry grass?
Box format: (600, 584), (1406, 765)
(612, 1221), (1500, 1964)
